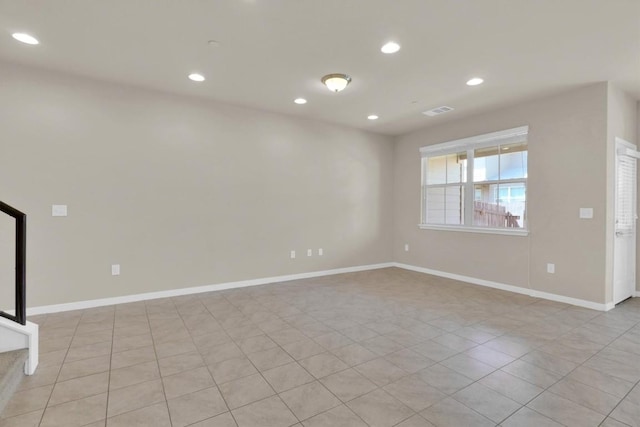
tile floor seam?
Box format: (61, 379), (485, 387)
(145, 303), (174, 427)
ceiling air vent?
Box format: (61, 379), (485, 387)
(422, 106), (454, 117)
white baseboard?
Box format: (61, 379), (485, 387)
(393, 262), (612, 311)
(22, 262), (394, 315)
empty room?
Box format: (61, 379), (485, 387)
(1, 1), (640, 426)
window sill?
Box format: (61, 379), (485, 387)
(418, 224), (529, 236)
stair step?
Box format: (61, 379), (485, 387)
(0, 349), (28, 416)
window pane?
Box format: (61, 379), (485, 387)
(473, 147), (499, 182)
(473, 183), (526, 228)
(426, 187), (445, 224)
(446, 153), (467, 184)
(427, 156), (446, 185)
(445, 186), (464, 225)
(500, 143), (528, 179)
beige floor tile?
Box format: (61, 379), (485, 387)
(282, 339), (326, 361)
(48, 372), (109, 406)
(314, 331), (354, 350)
(262, 361), (315, 393)
(188, 411), (237, 426)
(236, 335), (277, 354)
(347, 389), (414, 427)
(58, 355), (110, 382)
(331, 343), (377, 366)
(420, 397), (495, 427)
(154, 338), (198, 359)
(452, 382), (520, 423)
(501, 359), (562, 388)
(158, 351), (204, 377)
(219, 373), (275, 409)
(415, 364), (474, 395)
(209, 357), (258, 384)
(479, 370), (543, 405)
(107, 378), (165, 417)
(320, 368), (377, 402)
(40, 393), (107, 427)
(361, 336), (405, 356)
(548, 378), (621, 415)
(528, 391), (606, 427)
(2, 384), (53, 418)
(439, 354), (496, 380)
(279, 381), (341, 420)
(107, 402), (171, 427)
(109, 361), (160, 390)
(567, 366), (635, 398)
(299, 352), (348, 379)
(246, 347), (294, 371)
(110, 345), (156, 370)
(410, 341), (459, 362)
(232, 395), (297, 427)
(65, 341), (112, 363)
(384, 348), (435, 373)
(167, 387), (228, 427)
(17, 364), (61, 391)
(111, 333), (153, 353)
(464, 344), (515, 368)
(501, 407), (564, 427)
(162, 366), (215, 400)
(354, 357), (407, 386)
(301, 404), (368, 427)
(0, 410), (43, 427)
(383, 375), (446, 412)
(610, 399), (640, 427)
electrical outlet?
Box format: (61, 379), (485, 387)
(290, 250), (296, 259)
(547, 263), (555, 274)
(52, 205), (68, 217)
(111, 264), (120, 276)
(307, 249), (312, 257)
(318, 248), (323, 256)
(404, 243), (409, 252)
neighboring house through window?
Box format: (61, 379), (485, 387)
(420, 126), (528, 235)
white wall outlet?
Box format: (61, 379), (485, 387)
(579, 208), (594, 219)
(290, 250), (296, 259)
(52, 205), (68, 217)
(318, 248), (323, 256)
(547, 263), (555, 274)
(307, 249), (312, 257)
(111, 264), (120, 276)
(404, 243), (410, 252)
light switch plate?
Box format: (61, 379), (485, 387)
(111, 264), (120, 276)
(579, 208), (593, 219)
(318, 248), (323, 256)
(52, 205), (68, 217)
(547, 263), (555, 274)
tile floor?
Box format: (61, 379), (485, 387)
(1, 267), (640, 427)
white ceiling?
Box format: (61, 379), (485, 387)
(0, 0), (639, 136)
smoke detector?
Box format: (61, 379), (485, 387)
(422, 106), (454, 117)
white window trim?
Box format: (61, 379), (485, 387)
(419, 126), (529, 235)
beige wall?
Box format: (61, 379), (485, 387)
(393, 84), (609, 304)
(0, 63), (394, 307)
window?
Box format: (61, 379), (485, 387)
(420, 126), (528, 234)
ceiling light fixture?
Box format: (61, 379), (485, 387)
(294, 98), (307, 105)
(380, 41), (400, 54)
(321, 73), (351, 92)
(466, 77), (484, 86)
(367, 115), (379, 120)
(188, 73), (205, 82)
(12, 33), (39, 45)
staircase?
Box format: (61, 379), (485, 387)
(0, 349), (28, 415)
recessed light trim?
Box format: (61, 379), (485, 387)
(294, 98), (307, 105)
(466, 77), (484, 86)
(188, 73), (205, 82)
(380, 41), (400, 54)
(367, 115), (379, 120)
(12, 33), (39, 45)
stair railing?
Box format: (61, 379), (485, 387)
(0, 201), (26, 325)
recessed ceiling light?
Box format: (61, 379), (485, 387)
(367, 115), (379, 120)
(188, 73), (205, 82)
(466, 77), (484, 86)
(380, 41), (400, 54)
(12, 33), (39, 45)
(294, 98), (307, 105)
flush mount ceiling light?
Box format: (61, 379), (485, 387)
(12, 32), (39, 45)
(188, 73), (205, 82)
(294, 98), (307, 104)
(321, 73), (351, 92)
(367, 115), (379, 120)
(380, 41), (400, 54)
(466, 77), (484, 86)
